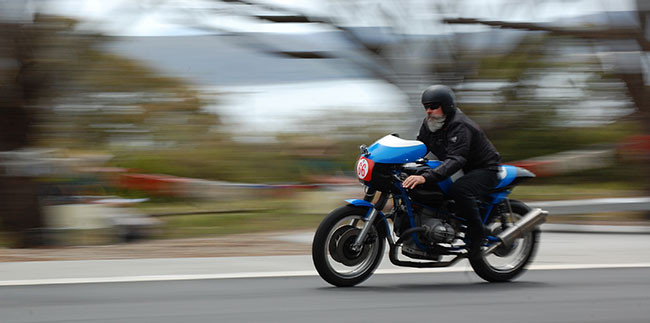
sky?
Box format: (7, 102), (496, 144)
(30, 0), (638, 37)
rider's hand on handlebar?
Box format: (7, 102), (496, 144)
(402, 175), (426, 189)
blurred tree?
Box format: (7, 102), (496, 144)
(0, 9), (222, 246)
(180, 0), (648, 198)
(12, 0), (640, 188)
(443, 0), (650, 215)
(30, 20), (220, 151)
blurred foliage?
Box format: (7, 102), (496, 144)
(472, 37), (548, 81)
(447, 35), (644, 189)
(494, 121), (639, 162)
(22, 16), (647, 191)
(30, 15), (219, 152)
(531, 162), (648, 187)
(158, 211), (323, 238)
(112, 144), (298, 183)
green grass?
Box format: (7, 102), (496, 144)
(132, 194), (329, 239)
(158, 211), (324, 239)
(1, 182), (646, 248)
(141, 182), (647, 240)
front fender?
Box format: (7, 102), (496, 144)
(344, 199), (391, 237)
(345, 199), (375, 208)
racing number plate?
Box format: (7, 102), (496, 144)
(356, 157), (374, 181)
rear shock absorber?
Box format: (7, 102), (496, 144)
(496, 200), (512, 231)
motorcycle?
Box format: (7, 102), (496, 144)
(312, 134), (548, 287)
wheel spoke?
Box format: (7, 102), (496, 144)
(482, 211), (535, 273)
(324, 215), (380, 279)
(313, 205), (387, 286)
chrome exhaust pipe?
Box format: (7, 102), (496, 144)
(483, 208), (548, 255)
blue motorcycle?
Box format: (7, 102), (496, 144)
(312, 134), (548, 287)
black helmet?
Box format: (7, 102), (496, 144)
(421, 85), (457, 116)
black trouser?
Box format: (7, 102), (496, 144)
(447, 168), (499, 243)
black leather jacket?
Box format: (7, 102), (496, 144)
(416, 108), (501, 182)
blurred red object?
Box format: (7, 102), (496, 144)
(618, 135), (650, 159)
(507, 160), (555, 177)
(119, 173), (190, 196)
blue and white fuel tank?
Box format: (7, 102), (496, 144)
(366, 135), (427, 164)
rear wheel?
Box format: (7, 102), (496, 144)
(470, 200), (539, 282)
(312, 205), (386, 287)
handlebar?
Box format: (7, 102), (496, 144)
(392, 173), (408, 182)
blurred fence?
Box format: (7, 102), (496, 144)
(529, 197), (650, 215)
(116, 172), (650, 216)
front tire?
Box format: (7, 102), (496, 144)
(470, 200), (539, 282)
(312, 205), (386, 287)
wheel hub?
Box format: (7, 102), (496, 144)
(329, 226), (370, 266)
(328, 225), (355, 263)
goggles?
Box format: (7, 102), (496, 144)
(423, 103), (442, 111)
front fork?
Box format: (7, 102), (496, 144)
(351, 189), (388, 252)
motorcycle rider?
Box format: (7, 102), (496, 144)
(402, 84), (502, 256)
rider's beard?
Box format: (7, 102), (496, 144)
(426, 115), (446, 132)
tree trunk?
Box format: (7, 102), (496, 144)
(0, 23), (45, 247)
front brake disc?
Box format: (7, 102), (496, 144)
(335, 228), (371, 266)
(328, 225), (356, 263)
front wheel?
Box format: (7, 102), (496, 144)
(312, 205), (386, 287)
(470, 200), (539, 282)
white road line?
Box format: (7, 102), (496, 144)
(1, 263), (649, 286)
(530, 197), (650, 207)
(0, 272), (316, 287)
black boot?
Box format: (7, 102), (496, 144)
(467, 230), (484, 257)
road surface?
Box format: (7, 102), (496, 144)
(1, 267), (648, 323)
(1, 232), (649, 323)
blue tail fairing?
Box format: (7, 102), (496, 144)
(495, 165), (518, 189)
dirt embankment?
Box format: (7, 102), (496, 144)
(0, 231), (312, 262)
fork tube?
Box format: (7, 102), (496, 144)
(363, 188), (377, 202)
(352, 192), (388, 251)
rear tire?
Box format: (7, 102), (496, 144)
(312, 205), (386, 287)
(470, 200), (539, 282)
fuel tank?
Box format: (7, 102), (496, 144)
(366, 135), (427, 164)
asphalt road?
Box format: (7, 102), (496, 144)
(1, 267), (649, 323)
(1, 231), (649, 323)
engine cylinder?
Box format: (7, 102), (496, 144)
(422, 218), (456, 243)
